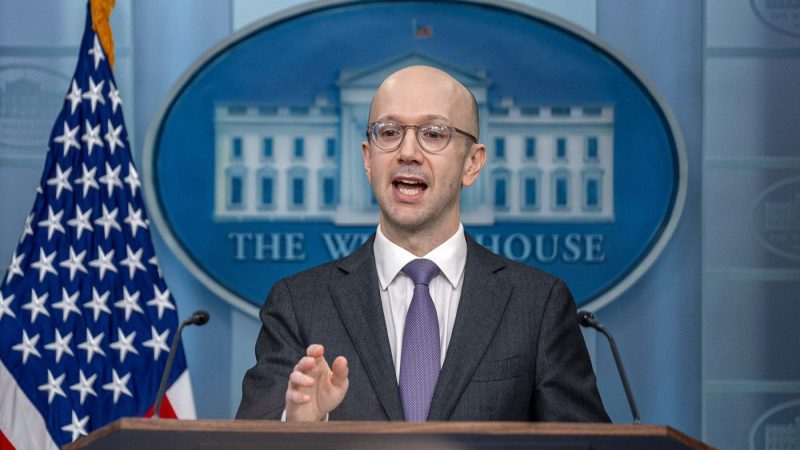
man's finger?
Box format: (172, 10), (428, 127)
(295, 356), (318, 373)
(286, 389), (311, 405)
(289, 370), (315, 388)
(330, 356), (349, 388)
(306, 344), (325, 358)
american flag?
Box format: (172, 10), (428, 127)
(0, 5), (194, 449)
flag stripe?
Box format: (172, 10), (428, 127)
(0, 361), (58, 450)
(166, 370), (196, 419)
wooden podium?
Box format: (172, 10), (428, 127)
(64, 419), (715, 450)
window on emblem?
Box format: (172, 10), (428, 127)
(293, 178), (304, 206)
(586, 137), (598, 161)
(262, 138), (273, 159)
(552, 171), (570, 211)
(555, 138), (567, 161)
(495, 138), (506, 159)
(326, 138), (336, 160)
(226, 167), (246, 211)
(232, 137), (243, 160)
(492, 169), (510, 210)
(525, 138), (536, 159)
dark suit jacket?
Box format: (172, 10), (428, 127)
(236, 234), (609, 422)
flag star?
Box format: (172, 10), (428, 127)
(74, 163), (99, 197)
(77, 329), (106, 363)
(65, 79), (83, 115)
(82, 76), (105, 113)
(44, 329), (75, 363)
(38, 206), (66, 241)
(114, 286), (144, 321)
(59, 247), (88, 281)
(99, 162), (122, 197)
(147, 286), (175, 319)
(12, 330), (41, 364)
(53, 121), (80, 156)
(89, 246), (117, 281)
(143, 326), (170, 360)
(0, 292), (16, 321)
(120, 245), (146, 279)
(94, 204), (122, 239)
(6, 250), (25, 283)
(124, 163), (140, 197)
(37, 370), (67, 404)
(110, 328), (138, 362)
(124, 204), (147, 237)
(81, 119), (104, 155)
(69, 370), (98, 405)
(104, 119), (124, 154)
(46, 164), (73, 199)
(30, 248), (58, 282)
(108, 81), (122, 113)
(52, 287), (82, 322)
(84, 287), (111, 322)
(20, 213), (35, 243)
(89, 35), (105, 70)
(22, 289), (50, 323)
(149, 255), (163, 278)
(67, 205), (94, 238)
(61, 411), (89, 442)
(102, 369), (132, 404)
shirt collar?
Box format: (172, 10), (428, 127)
(373, 224), (467, 290)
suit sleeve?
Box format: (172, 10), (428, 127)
(236, 279), (305, 419)
(531, 278), (611, 422)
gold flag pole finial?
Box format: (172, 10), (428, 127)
(90, 0), (116, 69)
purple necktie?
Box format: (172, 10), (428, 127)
(399, 258), (441, 422)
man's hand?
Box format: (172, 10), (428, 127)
(285, 344), (349, 421)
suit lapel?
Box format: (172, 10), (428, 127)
(329, 238), (404, 420)
(427, 236), (512, 420)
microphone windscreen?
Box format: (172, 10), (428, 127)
(187, 310), (210, 326)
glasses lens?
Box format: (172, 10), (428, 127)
(418, 124), (452, 152)
(372, 122), (404, 150)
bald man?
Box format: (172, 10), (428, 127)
(237, 66), (609, 423)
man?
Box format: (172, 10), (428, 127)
(236, 66), (609, 422)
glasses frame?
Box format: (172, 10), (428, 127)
(366, 121), (477, 153)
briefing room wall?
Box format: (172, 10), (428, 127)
(702, 1), (800, 448)
(0, 0), (712, 441)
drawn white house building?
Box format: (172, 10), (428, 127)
(214, 54), (614, 225)
(766, 416), (800, 450)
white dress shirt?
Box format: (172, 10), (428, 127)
(373, 224), (467, 382)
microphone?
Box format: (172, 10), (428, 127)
(577, 310), (641, 424)
(152, 310), (210, 419)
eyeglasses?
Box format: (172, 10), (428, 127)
(366, 121), (477, 153)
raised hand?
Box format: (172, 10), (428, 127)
(285, 344), (349, 421)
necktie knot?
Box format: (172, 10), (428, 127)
(402, 258), (440, 286)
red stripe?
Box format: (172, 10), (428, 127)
(0, 399), (177, 450)
(0, 431), (15, 450)
(144, 395), (178, 419)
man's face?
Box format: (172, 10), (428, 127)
(362, 67), (486, 242)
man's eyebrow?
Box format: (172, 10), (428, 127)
(375, 114), (451, 123)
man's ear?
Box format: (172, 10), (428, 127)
(462, 143), (486, 187)
(362, 141), (372, 183)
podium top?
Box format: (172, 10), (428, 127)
(66, 418), (715, 450)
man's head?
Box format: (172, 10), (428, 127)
(362, 65), (486, 253)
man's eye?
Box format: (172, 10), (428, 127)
(380, 128), (400, 138)
(422, 127), (447, 140)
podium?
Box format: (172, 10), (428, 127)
(64, 419), (714, 450)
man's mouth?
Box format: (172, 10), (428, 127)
(393, 177), (428, 196)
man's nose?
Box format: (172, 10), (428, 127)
(396, 127), (425, 162)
